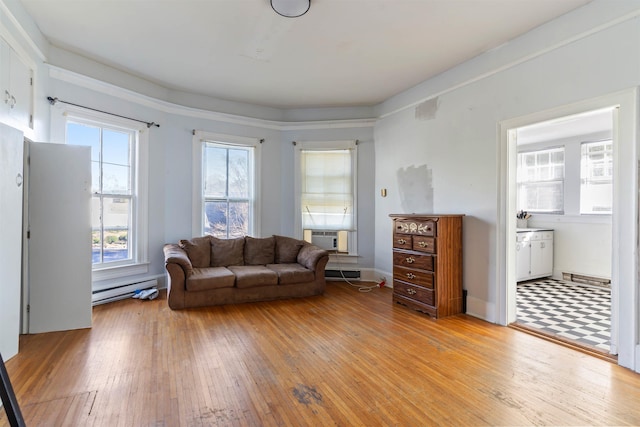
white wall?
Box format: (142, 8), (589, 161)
(373, 2), (640, 322)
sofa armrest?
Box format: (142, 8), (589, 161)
(164, 244), (192, 310)
(297, 244), (330, 271)
(164, 244), (193, 277)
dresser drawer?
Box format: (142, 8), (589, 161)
(393, 266), (434, 288)
(393, 251), (434, 271)
(393, 280), (434, 306)
(393, 234), (413, 250)
(413, 236), (436, 253)
(394, 219), (436, 236)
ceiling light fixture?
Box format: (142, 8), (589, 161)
(271, 0), (310, 18)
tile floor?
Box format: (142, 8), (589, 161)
(516, 279), (611, 352)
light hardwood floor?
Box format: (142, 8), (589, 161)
(2, 282), (639, 426)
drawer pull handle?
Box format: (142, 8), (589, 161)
(407, 288), (417, 295)
(397, 238), (407, 244)
(418, 241), (429, 248)
(406, 257), (415, 264)
(406, 272), (416, 279)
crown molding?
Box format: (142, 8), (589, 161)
(48, 66), (375, 131)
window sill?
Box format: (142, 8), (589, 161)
(327, 252), (359, 265)
(92, 262), (150, 282)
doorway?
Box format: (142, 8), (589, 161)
(498, 89), (639, 372)
(511, 108), (614, 354)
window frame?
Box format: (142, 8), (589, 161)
(294, 140), (358, 255)
(55, 107), (150, 282)
(516, 146), (565, 214)
(192, 131), (261, 238)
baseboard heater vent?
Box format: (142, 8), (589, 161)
(325, 269), (361, 280)
(92, 279), (158, 306)
(562, 272), (611, 288)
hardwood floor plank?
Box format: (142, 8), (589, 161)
(1, 282), (640, 426)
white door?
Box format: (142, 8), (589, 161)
(27, 142), (92, 334)
(0, 124), (23, 359)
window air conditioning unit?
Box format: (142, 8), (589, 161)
(310, 231), (338, 251)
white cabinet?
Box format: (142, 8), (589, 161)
(0, 38), (33, 131)
(516, 229), (553, 282)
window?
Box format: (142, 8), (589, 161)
(203, 143), (253, 238)
(580, 140), (613, 214)
(295, 140), (357, 254)
(517, 147), (564, 213)
(193, 132), (260, 237)
(65, 113), (149, 278)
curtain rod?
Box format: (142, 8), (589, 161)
(47, 96), (160, 128)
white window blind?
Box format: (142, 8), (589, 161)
(301, 149), (354, 230)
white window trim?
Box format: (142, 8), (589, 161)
(294, 140), (358, 255)
(51, 104), (150, 282)
(192, 131), (261, 237)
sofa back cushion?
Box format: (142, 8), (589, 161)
(274, 235), (305, 263)
(178, 235), (211, 268)
(244, 236), (275, 265)
(211, 236), (245, 267)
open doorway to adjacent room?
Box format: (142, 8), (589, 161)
(510, 108), (614, 356)
(499, 89), (640, 371)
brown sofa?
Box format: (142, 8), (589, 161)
(163, 234), (330, 310)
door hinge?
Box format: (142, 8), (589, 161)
(29, 114), (33, 127)
(30, 77), (33, 86)
(26, 304), (30, 313)
(27, 230), (30, 239)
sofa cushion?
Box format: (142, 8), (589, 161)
(211, 236), (245, 267)
(227, 265), (278, 288)
(266, 263), (315, 285)
(244, 236), (275, 265)
(178, 235), (211, 268)
(186, 267), (235, 292)
(274, 235), (305, 263)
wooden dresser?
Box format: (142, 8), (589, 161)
(389, 214), (464, 318)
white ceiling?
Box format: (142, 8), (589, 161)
(21, 0), (591, 109)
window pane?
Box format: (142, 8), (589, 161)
(91, 196), (102, 264)
(204, 201), (249, 238)
(102, 129), (130, 166)
(204, 146), (228, 198)
(102, 163), (131, 194)
(581, 140), (612, 214)
(68, 122), (101, 192)
(228, 201), (249, 237)
(67, 122), (100, 162)
(228, 149), (249, 198)
(102, 197), (131, 262)
(204, 201), (228, 237)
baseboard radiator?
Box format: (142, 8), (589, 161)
(325, 269), (361, 280)
(92, 279), (158, 306)
(562, 272), (611, 288)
